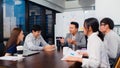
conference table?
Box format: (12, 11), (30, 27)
(0, 50), (82, 68)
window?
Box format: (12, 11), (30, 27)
(28, 1), (58, 44)
(3, 0), (26, 38)
(113, 25), (120, 36)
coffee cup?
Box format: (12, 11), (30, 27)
(17, 46), (23, 57)
(63, 47), (69, 56)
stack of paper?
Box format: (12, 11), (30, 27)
(61, 47), (82, 60)
(0, 56), (24, 61)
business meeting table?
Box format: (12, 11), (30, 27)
(0, 50), (82, 68)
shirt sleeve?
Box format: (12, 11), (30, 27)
(62, 33), (69, 46)
(6, 45), (17, 54)
(76, 33), (86, 48)
(40, 35), (49, 46)
(64, 33), (69, 43)
(82, 58), (100, 68)
(105, 35), (118, 58)
(24, 35), (44, 51)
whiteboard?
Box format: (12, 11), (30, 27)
(55, 10), (96, 38)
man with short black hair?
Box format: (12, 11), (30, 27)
(100, 18), (120, 67)
(60, 22), (86, 50)
(24, 24), (55, 51)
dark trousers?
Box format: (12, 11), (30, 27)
(109, 58), (116, 68)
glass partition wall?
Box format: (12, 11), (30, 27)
(28, 2), (57, 44)
(2, 0), (57, 44)
(3, 0), (26, 39)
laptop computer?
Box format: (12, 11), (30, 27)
(23, 50), (40, 57)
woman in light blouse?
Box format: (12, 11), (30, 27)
(65, 18), (110, 68)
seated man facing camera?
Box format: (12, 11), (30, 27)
(24, 25), (55, 51)
(60, 22), (86, 50)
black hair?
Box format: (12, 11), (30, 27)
(84, 18), (104, 41)
(100, 17), (114, 29)
(32, 24), (41, 32)
(70, 22), (79, 28)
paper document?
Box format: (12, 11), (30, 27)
(0, 56), (24, 61)
(61, 47), (82, 60)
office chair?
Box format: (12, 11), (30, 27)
(113, 53), (120, 68)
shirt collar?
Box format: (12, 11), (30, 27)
(88, 32), (98, 40)
(31, 33), (41, 40)
(71, 31), (79, 36)
(106, 30), (112, 35)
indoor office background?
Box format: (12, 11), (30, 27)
(0, 0), (120, 68)
(0, 0), (120, 54)
(0, 0), (59, 45)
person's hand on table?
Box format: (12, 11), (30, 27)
(64, 56), (82, 62)
(59, 38), (65, 44)
(51, 45), (55, 48)
(78, 52), (88, 57)
(44, 45), (55, 51)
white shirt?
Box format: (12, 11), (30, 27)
(82, 32), (110, 68)
(104, 30), (120, 59)
(24, 33), (49, 51)
(72, 35), (76, 50)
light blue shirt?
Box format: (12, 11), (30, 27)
(24, 33), (49, 51)
(104, 30), (120, 59)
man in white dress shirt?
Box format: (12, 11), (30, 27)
(24, 25), (55, 51)
(100, 18), (120, 67)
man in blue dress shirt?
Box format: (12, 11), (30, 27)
(24, 25), (55, 51)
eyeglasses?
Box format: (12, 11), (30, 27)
(100, 23), (106, 26)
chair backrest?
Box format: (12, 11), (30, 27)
(115, 57), (120, 68)
(0, 43), (5, 56)
(113, 53), (120, 68)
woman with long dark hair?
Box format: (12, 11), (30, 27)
(5, 28), (24, 56)
(64, 18), (110, 68)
